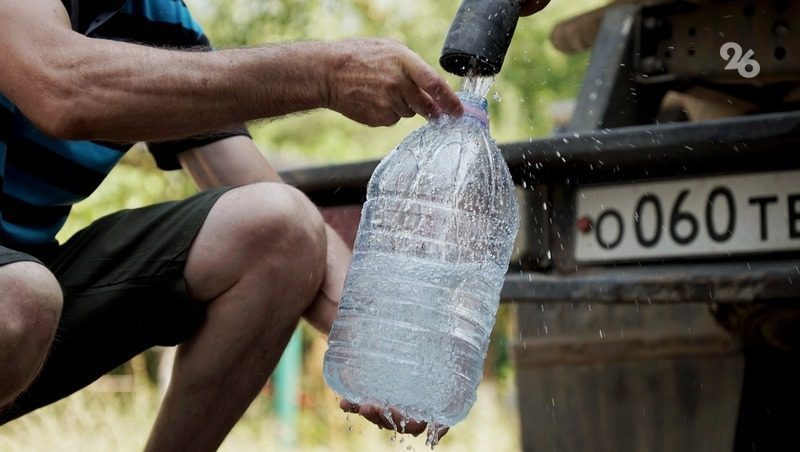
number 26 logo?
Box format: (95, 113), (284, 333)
(720, 42), (760, 79)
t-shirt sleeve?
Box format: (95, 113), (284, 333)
(146, 126), (252, 171)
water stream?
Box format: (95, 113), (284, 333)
(460, 70), (495, 99)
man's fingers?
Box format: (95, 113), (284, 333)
(391, 89), (419, 119)
(424, 425), (450, 445)
(399, 83), (441, 120)
(402, 418), (427, 436)
(340, 399), (359, 413)
(342, 401), (390, 429)
(358, 404), (395, 430)
(342, 400), (431, 436)
(326, 38), (463, 126)
(383, 406), (426, 435)
(402, 54), (463, 118)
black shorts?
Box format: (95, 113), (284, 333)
(0, 187), (230, 424)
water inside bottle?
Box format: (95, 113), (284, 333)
(323, 72), (519, 448)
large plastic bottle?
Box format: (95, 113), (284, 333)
(323, 90), (519, 435)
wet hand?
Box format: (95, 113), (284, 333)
(520, 0), (550, 16)
(340, 400), (449, 443)
(322, 38), (463, 127)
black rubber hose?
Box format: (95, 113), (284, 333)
(440, 0), (523, 76)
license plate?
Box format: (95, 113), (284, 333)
(575, 170), (800, 262)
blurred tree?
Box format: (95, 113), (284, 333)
(57, 145), (196, 241)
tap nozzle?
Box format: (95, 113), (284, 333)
(440, 0), (523, 76)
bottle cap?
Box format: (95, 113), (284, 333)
(458, 92), (489, 126)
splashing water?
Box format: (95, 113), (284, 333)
(426, 423), (445, 448)
(460, 69), (494, 98)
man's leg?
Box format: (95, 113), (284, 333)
(145, 183), (327, 451)
(0, 260), (62, 407)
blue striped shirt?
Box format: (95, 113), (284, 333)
(0, 0), (246, 249)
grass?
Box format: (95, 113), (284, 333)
(0, 364), (520, 452)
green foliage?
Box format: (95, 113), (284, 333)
(57, 146), (196, 243)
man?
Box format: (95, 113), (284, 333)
(0, 0), (548, 449)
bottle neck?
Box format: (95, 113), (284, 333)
(457, 91), (489, 127)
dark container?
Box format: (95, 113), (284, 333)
(440, 0), (522, 76)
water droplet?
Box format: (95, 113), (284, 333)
(426, 423), (444, 449)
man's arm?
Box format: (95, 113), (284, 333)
(0, 0), (462, 143)
(176, 137), (348, 334)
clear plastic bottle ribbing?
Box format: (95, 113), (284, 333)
(323, 90), (519, 431)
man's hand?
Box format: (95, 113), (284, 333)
(321, 38), (463, 127)
(520, 0), (550, 16)
(340, 400), (450, 443)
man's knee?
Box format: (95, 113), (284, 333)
(187, 183), (327, 300)
(227, 183), (326, 264)
(0, 261), (63, 402)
